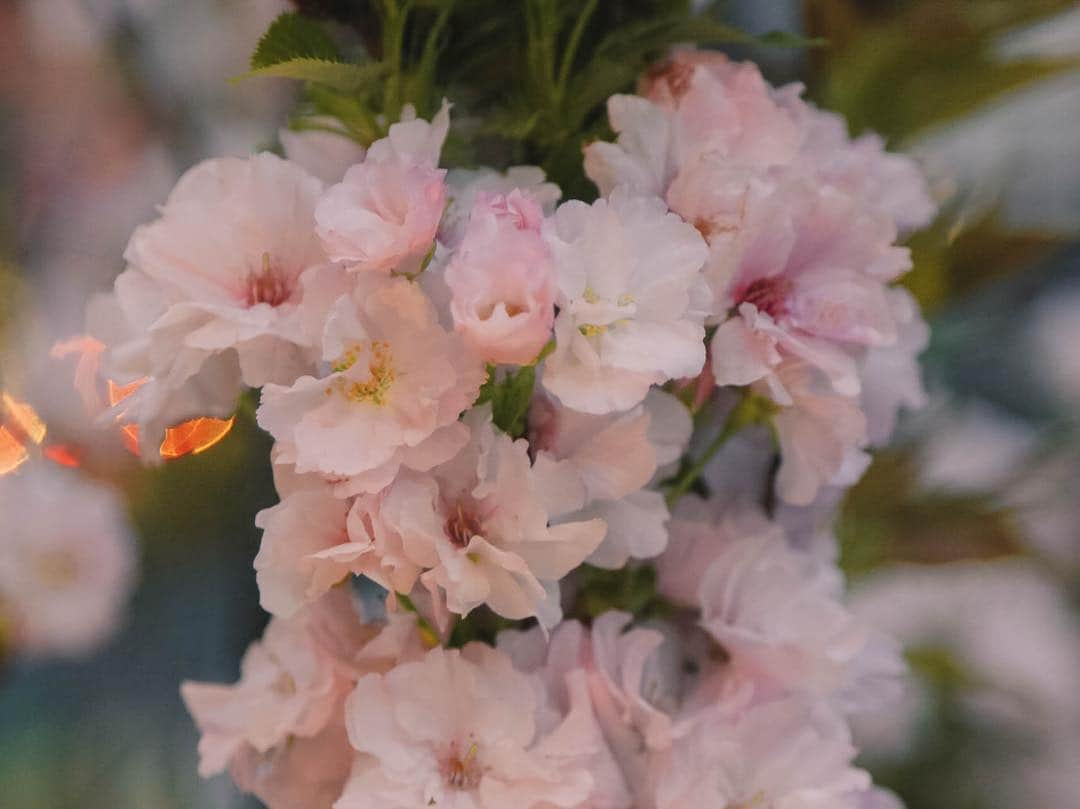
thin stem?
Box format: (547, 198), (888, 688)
(556, 0), (599, 99)
(415, 1), (455, 112)
(665, 395), (753, 508)
(395, 591), (441, 647)
(379, 0), (412, 119)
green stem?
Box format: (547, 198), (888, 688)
(556, 0), (599, 100)
(395, 591), (441, 647)
(379, 0), (412, 119)
(665, 394), (754, 508)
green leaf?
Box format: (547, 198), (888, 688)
(476, 364), (538, 438)
(302, 84), (384, 144)
(239, 59), (389, 94)
(251, 11), (340, 69)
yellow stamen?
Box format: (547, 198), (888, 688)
(332, 341), (395, 406)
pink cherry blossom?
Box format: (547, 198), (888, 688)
(229, 715), (354, 809)
(88, 270), (245, 460)
(121, 152), (330, 387)
(254, 490), (354, 619)
(352, 407), (607, 627)
(542, 189), (710, 414)
(780, 93), (938, 235)
(181, 592), (360, 778)
(441, 166), (561, 247)
(182, 588), (425, 805)
(659, 500), (901, 708)
(766, 360), (869, 506)
(695, 521), (873, 702)
(497, 621), (636, 809)
(336, 643), (597, 809)
(704, 178), (906, 397)
(599, 48), (936, 235)
(444, 190), (557, 365)
(314, 102), (450, 273)
(654, 698), (871, 809)
(0, 464), (135, 659)
(529, 389), (691, 568)
(257, 273), (485, 481)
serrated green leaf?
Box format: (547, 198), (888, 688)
(251, 12), (339, 69)
(238, 59), (388, 94)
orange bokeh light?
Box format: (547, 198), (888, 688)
(42, 444), (82, 468)
(107, 377), (147, 407)
(105, 377), (235, 459)
(159, 416), (236, 459)
(120, 424), (141, 456)
(0, 426), (29, 475)
(2, 392), (47, 446)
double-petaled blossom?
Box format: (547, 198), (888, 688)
(257, 272), (485, 490)
(335, 643), (600, 809)
(314, 102), (450, 273)
(706, 178), (907, 396)
(542, 189), (710, 414)
(121, 152), (330, 386)
(610, 48), (935, 235)
(444, 190), (558, 365)
(350, 407), (607, 628)
(654, 698), (871, 809)
(0, 464), (135, 659)
(440, 166), (561, 248)
(181, 588), (426, 809)
(660, 499), (903, 708)
(93, 152), (332, 454)
(529, 388), (691, 568)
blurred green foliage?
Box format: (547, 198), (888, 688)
(810, 0), (1079, 314)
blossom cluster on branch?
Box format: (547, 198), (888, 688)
(89, 40), (935, 809)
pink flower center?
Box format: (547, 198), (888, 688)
(34, 549), (79, 589)
(244, 253), (293, 307)
(726, 792), (768, 809)
(441, 740), (483, 790)
(735, 276), (792, 319)
(444, 499), (484, 549)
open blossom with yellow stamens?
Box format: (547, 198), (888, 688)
(258, 273), (485, 487)
(542, 188), (711, 415)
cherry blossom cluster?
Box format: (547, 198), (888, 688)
(91, 47), (936, 809)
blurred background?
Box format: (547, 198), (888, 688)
(0, 0), (1077, 807)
